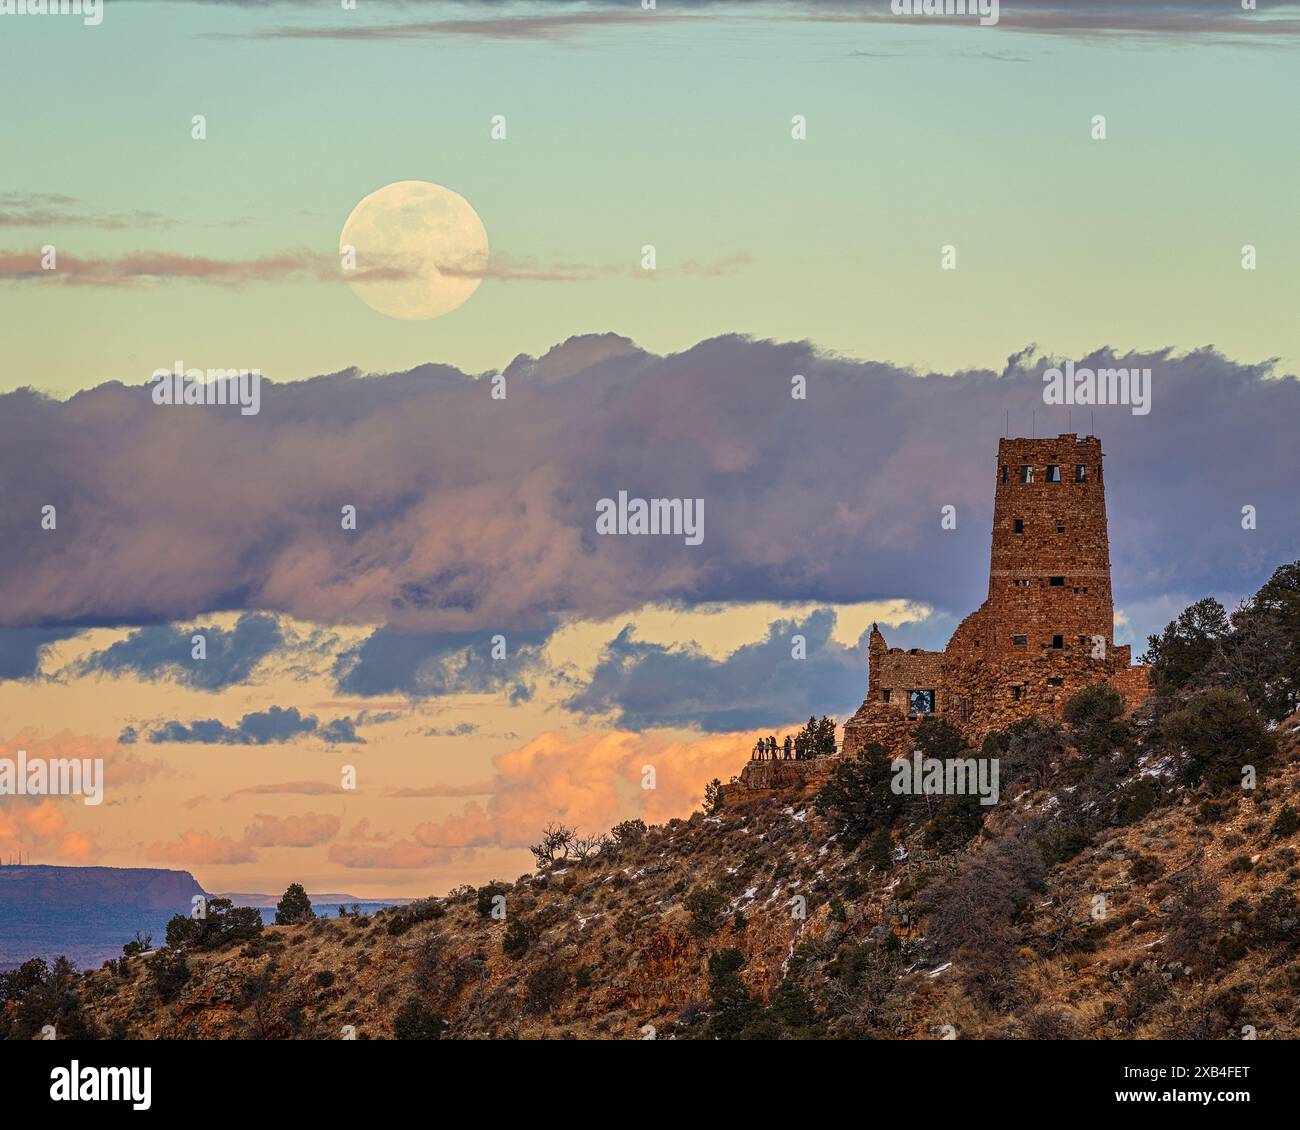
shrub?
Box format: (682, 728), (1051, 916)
(314, 970), (337, 988)
(815, 743), (904, 849)
(165, 898), (262, 952)
(683, 885), (727, 936)
(1129, 854), (1163, 883)
(864, 827), (893, 872)
(121, 931), (152, 958)
(1, 956), (104, 1041)
(393, 997), (444, 1040)
(924, 794), (986, 851)
(1115, 779), (1158, 824)
(1064, 684), (1133, 759)
(611, 819), (648, 848)
(529, 822), (575, 867)
(1272, 805), (1300, 839)
(476, 882), (511, 918)
(524, 958), (570, 1014)
(925, 833), (1044, 960)
(150, 948), (191, 1003)
(1162, 689), (1276, 790)
(502, 917), (536, 958)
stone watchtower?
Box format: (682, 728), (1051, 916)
(842, 434), (1148, 757)
(981, 434), (1115, 663)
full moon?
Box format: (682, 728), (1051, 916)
(339, 180), (489, 320)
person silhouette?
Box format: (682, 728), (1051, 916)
(784, 735), (793, 760)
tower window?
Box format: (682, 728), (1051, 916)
(1047, 677), (1064, 687)
(1074, 464), (1087, 482)
(1097, 464), (1103, 484)
(1013, 518), (1024, 534)
(1049, 576), (1064, 586)
(882, 688), (891, 703)
(1056, 523), (1066, 533)
(1011, 685), (1023, 701)
(908, 689), (936, 716)
(1001, 464), (1008, 484)
(1018, 465), (1033, 484)
(1051, 634), (1063, 649)
(1046, 464), (1061, 482)
(1013, 635), (1027, 646)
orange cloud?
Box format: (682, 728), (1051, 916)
(330, 728), (763, 871)
(329, 803), (496, 870)
(144, 830), (256, 866)
(0, 730), (166, 864)
(244, 811), (340, 848)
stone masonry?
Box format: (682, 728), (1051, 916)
(842, 434), (1150, 757)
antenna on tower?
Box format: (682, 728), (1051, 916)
(1032, 409), (1036, 439)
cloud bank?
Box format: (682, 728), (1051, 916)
(1, 336), (1295, 645)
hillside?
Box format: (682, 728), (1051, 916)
(17, 705), (1297, 1041)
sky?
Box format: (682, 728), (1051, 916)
(0, 0), (1297, 897)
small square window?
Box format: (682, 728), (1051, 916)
(1047, 677), (1064, 687)
(1074, 464), (1087, 482)
(1046, 464), (1061, 482)
(1049, 576), (1064, 586)
(1011, 685), (1023, 701)
(1018, 465), (1033, 484)
(1052, 635), (1063, 649)
(1013, 635), (1027, 646)
(1014, 518), (1024, 534)
(1056, 523), (1066, 534)
(908, 689), (936, 715)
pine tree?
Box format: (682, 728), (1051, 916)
(274, 882), (314, 925)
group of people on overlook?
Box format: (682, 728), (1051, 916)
(750, 734), (812, 761)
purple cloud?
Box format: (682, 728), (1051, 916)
(0, 336), (1295, 653)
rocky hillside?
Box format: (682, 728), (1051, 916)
(14, 703), (1297, 1041)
